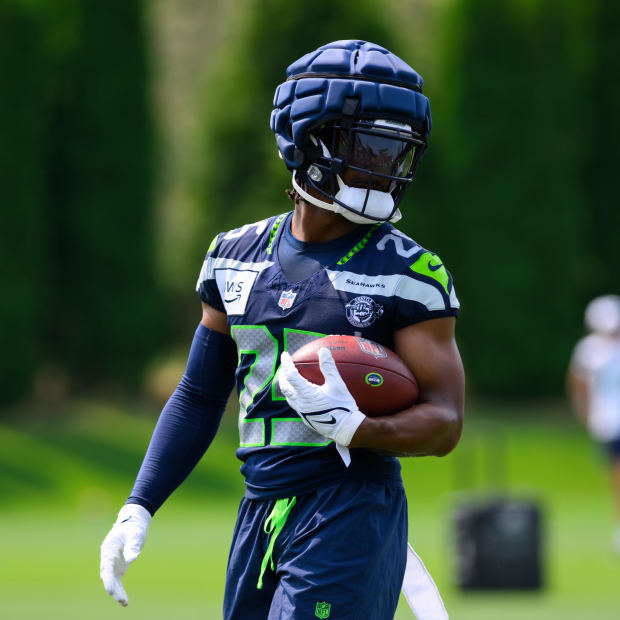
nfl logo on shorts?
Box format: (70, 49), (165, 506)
(278, 290), (297, 310)
(315, 601), (331, 619)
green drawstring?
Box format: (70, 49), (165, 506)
(257, 496), (297, 589)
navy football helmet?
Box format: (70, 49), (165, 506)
(270, 40), (431, 223)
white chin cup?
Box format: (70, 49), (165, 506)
(291, 170), (401, 224)
(334, 184), (400, 224)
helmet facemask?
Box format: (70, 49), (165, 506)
(292, 118), (426, 224)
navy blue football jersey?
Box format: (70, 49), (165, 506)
(196, 212), (459, 499)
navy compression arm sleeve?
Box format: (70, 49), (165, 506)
(127, 323), (237, 515)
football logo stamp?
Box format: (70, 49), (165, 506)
(278, 290), (297, 310)
(356, 338), (388, 359)
(365, 371), (384, 387)
(345, 296), (383, 328)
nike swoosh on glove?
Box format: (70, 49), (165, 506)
(278, 347), (366, 466)
(100, 503), (152, 606)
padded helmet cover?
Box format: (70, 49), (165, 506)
(270, 40), (432, 170)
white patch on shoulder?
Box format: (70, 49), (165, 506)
(215, 269), (258, 316)
(211, 258), (273, 316)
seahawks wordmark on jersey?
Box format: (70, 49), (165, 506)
(196, 212), (459, 499)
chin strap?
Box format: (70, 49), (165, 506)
(291, 170), (401, 225)
(291, 169), (334, 212)
(291, 132), (401, 225)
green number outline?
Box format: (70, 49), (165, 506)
(271, 328), (326, 401)
(239, 419), (265, 448)
(231, 325), (278, 447)
(232, 325), (329, 448)
(270, 328), (329, 447)
(270, 418), (331, 447)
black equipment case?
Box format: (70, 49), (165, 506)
(452, 497), (543, 590)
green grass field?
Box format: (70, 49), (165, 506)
(1, 400), (619, 619)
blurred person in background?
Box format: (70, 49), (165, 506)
(568, 295), (620, 554)
(100, 40), (464, 619)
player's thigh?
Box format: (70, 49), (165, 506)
(269, 481), (407, 620)
(223, 497), (277, 620)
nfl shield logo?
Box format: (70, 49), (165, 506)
(356, 338), (388, 359)
(315, 601), (331, 619)
(278, 290), (297, 310)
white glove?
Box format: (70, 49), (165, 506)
(279, 347), (366, 466)
(100, 503), (152, 606)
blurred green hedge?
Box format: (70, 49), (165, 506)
(193, 0), (396, 253)
(589, 1), (620, 294)
(427, 0), (618, 395)
(0, 1), (48, 403)
(0, 0), (161, 404)
(428, 0), (589, 395)
(3, 0), (618, 403)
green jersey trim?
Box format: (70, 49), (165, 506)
(239, 419), (265, 448)
(266, 213), (287, 255)
(336, 222), (382, 265)
(207, 233), (219, 253)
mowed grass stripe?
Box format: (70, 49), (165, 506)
(0, 402), (618, 619)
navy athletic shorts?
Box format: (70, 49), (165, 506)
(223, 480), (408, 620)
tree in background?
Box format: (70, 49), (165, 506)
(588, 1), (620, 297)
(5, 0), (612, 403)
(431, 0), (590, 396)
(194, 0), (395, 258)
(0, 0), (161, 404)
(0, 2), (47, 402)
(44, 0), (161, 390)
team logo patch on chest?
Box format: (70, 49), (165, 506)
(278, 290), (297, 310)
(345, 295), (384, 328)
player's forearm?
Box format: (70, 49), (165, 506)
(127, 324), (237, 514)
(566, 369), (590, 424)
(127, 381), (228, 514)
(349, 401), (463, 457)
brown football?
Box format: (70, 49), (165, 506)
(291, 335), (419, 417)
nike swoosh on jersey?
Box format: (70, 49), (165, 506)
(427, 261), (443, 272)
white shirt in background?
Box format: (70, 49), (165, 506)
(571, 334), (620, 442)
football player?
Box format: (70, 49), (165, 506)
(568, 295), (620, 554)
(100, 40), (464, 619)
